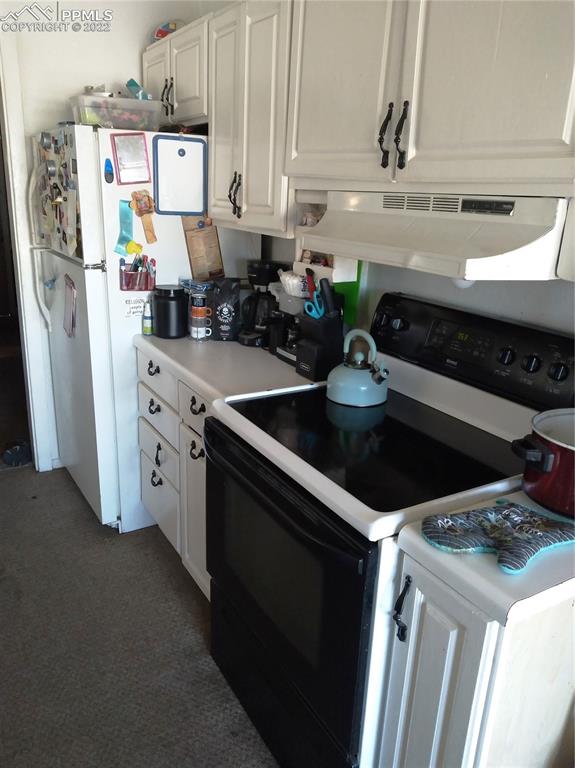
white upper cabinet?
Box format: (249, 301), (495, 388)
(170, 19), (209, 122)
(209, 1), (292, 234)
(285, 0), (404, 182)
(142, 15), (210, 124)
(142, 42), (170, 119)
(208, 4), (243, 223)
(397, 0), (575, 184)
(285, 0), (575, 188)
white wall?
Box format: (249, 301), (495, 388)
(358, 264), (575, 335)
(0, 0), (228, 138)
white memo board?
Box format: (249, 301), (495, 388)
(152, 135), (207, 216)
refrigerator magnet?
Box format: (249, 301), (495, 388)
(111, 132), (151, 185)
(104, 158), (114, 184)
(152, 135), (207, 216)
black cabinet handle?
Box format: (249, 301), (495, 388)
(189, 440), (205, 460)
(154, 442), (162, 467)
(147, 361), (160, 376)
(393, 575), (412, 642)
(150, 470), (163, 487)
(377, 102), (394, 168)
(228, 171), (237, 215)
(160, 78), (169, 116)
(148, 399), (161, 415)
(190, 396), (206, 416)
(166, 77), (174, 116)
(394, 100), (409, 170)
(233, 174), (242, 219)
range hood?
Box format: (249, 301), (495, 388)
(296, 192), (570, 281)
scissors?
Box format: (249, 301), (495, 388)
(304, 292), (325, 319)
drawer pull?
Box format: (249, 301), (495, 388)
(150, 470), (163, 487)
(148, 398), (161, 415)
(154, 442), (162, 467)
(190, 396), (206, 416)
(147, 360), (160, 376)
(189, 440), (205, 460)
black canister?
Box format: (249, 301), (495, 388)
(153, 285), (188, 339)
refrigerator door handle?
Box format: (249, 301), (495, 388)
(32, 250), (52, 332)
(27, 165), (40, 248)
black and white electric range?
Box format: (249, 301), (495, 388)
(204, 294), (574, 768)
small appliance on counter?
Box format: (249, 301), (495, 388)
(327, 329), (389, 406)
(238, 260), (291, 347)
(152, 284), (188, 339)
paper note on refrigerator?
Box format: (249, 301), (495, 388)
(153, 135), (206, 216)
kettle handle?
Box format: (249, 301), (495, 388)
(343, 329), (378, 364)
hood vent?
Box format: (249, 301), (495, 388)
(382, 193), (460, 214)
(296, 192), (568, 281)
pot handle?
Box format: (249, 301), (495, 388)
(511, 435), (555, 472)
(343, 329), (378, 364)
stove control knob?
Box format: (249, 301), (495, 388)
(497, 347), (515, 366)
(378, 311), (391, 328)
(548, 361), (570, 382)
(391, 317), (408, 331)
(521, 354), (542, 374)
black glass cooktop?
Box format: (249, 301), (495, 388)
(231, 387), (523, 513)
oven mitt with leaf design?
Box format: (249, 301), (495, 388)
(421, 502), (575, 574)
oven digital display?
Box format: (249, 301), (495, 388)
(426, 320), (493, 361)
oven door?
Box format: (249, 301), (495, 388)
(205, 417), (378, 761)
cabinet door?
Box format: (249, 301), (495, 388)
(142, 41), (170, 119)
(381, 556), (498, 768)
(179, 424), (209, 599)
(285, 0), (404, 182)
(208, 5), (243, 223)
(396, 0), (575, 184)
(170, 18), (209, 122)
(235, 0), (291, 231)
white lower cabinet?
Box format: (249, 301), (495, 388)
(381, 552), (574, 767)
(179, 423), (209, 599)
(140, 452), (180, 553)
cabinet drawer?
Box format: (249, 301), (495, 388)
(138, 382), (179, 448)
(141, 452), (179, 552)
(138, 417), (179, 490)
(137, 350), (178, 409)
(179, 381), (209, 435)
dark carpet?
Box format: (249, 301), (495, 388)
(0, 467), (278, 768)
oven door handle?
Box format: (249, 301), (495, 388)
(207, 442), (365, 573)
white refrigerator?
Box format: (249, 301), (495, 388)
(28, 124), (256, 532)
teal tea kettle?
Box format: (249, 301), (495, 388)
(326, 329), (389, 407)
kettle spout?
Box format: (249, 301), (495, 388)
(372, 367), (389, 385)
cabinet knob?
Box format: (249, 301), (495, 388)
(394, 100), (410, 170)
(148, 398), (161, 415)
(147, 360), (160, 376)
(377, 102), (394, 168)
(190, 396), (206, 416)
(150, 470), (163, 487)
(189, 440), (205, 461)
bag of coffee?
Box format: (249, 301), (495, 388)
(212, 278), (241, 341)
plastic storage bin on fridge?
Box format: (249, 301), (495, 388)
(71, 95), (162, 131)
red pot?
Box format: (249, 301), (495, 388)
(512, 408), (575, 518)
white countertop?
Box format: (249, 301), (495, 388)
(398, 491), (575, 625)
(134, 334), (312, 401)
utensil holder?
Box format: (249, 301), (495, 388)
(119, 268), (155, 291)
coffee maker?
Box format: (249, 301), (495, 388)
(238, 260), (291, 347)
